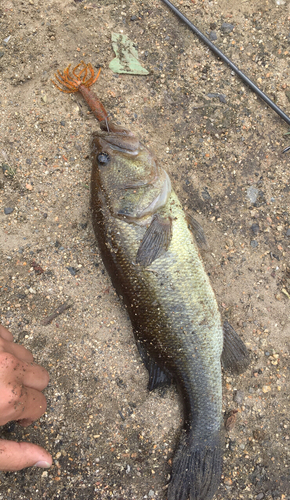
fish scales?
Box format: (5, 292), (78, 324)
(104, 192), (223, 422)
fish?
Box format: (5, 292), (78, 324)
(52, 62), (250, 500)
(90, 122), (250, 500)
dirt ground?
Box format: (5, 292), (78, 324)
(0, 0), (290, 498)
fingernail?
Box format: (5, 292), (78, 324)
(33, 461), (51, 468)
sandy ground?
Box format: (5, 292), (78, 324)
(0, 0), (290, 498)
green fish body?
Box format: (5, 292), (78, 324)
(91, 121), (249, 500)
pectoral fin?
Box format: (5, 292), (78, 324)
(221, 320), (250, 374)
(135, 339), (172, 391)
(136, 215), (172, 267)
(186, 213), (209, 250)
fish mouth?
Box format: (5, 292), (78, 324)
(104, 142), (139, 155)
(92, 126), (140, 155)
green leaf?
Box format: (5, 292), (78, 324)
(109, 33), (149, 75)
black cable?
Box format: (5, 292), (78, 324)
(161, 0), (290, 127)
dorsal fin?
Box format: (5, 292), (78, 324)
(186, 213), (209, 251)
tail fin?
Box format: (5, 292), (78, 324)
(167, 431), (222, 500)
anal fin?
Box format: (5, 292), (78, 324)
(135, 339), (172, 391)
(147, 357), (172, 391)
(221, 320), (250, 374)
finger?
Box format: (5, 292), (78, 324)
(0, 353), (49, 391)
(0, 384), (47, 426)
(21, 362), (50, 391)
(11, 387), (47, 424)
(0, 440), (52, 471)
(0, 337), (34, 363)
(0, 325), (13, 342)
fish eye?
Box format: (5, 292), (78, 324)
(97, 152), (110, 165)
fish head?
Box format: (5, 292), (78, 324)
(91, 125), (171, 222)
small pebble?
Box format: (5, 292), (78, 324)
(286, 227), (290, 237)
(229, 439), (236, 450)
(233, 390), (244, 405)
(246, 186), (259, 203)
(251, 223), (260, 235)
(256, 494), (264, 500)
(209, 31), (217, 41)
(66, 266), (79, 276)
(207, 93), (226, 103)
(221, 22), (234, 33)
(250, 240), (258, 248)
(201, 187), (211, 200)
(253, 429), (266, 441)
(4, 207), (14, 215)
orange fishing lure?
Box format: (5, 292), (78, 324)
(52, 61), (109, 127)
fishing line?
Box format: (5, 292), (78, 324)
(161, 0), (290, 127)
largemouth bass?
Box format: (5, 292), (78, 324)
(91, 121), (250, 500)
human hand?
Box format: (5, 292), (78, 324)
(0, 324), (52, 471)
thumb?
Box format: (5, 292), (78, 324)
(0, 440), (52, 471)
